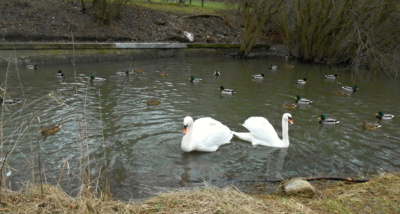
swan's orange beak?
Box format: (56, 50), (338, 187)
(288, 118), (294, 125)
(183, 126), (187, 135)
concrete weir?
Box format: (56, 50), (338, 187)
(0, 42), (256, 66)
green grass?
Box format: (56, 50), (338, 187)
(132, 0), (236, 15)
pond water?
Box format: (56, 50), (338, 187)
(1, 56), (399, 200)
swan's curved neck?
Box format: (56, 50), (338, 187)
(182, 124), (194, 151)
(281, 116), (289, 147)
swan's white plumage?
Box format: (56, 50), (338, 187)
(181, 116), (233, 152)
(233, 113), (293, 148)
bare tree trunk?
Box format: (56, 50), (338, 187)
(238, 0), (282, 58)
(80, 0), (86, 13)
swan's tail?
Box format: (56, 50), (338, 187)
(232, 131), (253, 143)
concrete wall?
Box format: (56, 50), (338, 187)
(0, 43), (257, 66)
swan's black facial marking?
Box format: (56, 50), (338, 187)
(288, 117), (294, 124)
(183, 125), (188, 135)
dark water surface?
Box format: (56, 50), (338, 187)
(1, 56), (399, 200)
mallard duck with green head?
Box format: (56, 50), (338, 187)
(376, 111), (394, 120)
(318, 115), (340, 125)
(56, 70), (66, 78)
(27, 64), (38, 70)
(269, 65), (278, 70)
(190, 76), (202, 83)
(116, 70), (130, 76)
(252, 74), (264, 79)
(325, 74), (338, 79)
(0, 97), (21, 106)
(219, 86), (235, 95)
(90, 75), (106, 82)
(295, 78), (307, 84)
(342, 85), (358, 92)
(295, 95), (313, 104)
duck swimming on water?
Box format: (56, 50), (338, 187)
(342, 85), (358, 93)
(318, 115), (340, 125)
(295, 78), (307, 84)
(295, 95), (313, 104)
(90, 75), (106, 82)
(190, 76), (202, 83)
(219, 86), (235, 95)
(0, 97), (21, 106)
(325, 74), (338, 79)
(252, 74), (264, 79)
(40, 124), (62, 135)
(375, 111), (394, 120)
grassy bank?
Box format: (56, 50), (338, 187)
(1, 172), (399, 213)
(133, 0), (233, 15)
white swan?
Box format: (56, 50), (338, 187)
(181, 116), (233, 152)
(233, 113), (293, 148)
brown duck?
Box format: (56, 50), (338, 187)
(147, 98), (162, 106)
(41, 124), (62, 135)
(361, 121), (381, 131)
(282, 103), (297, 110)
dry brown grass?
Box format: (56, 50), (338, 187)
(0, 183), (137, 214)
(1, 173), (399, 213)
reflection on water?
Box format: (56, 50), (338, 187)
(1, 56), (400, 200)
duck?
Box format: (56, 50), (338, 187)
(27, 64), (38, 70)
(295, 95), (313, 104)
(282, 103), (297, 110)
(333, 90), (348, 96)
(219, 86), (235, 95)
(325, 74), (338, 79)
(362, 121), (381, 131)
(252, 74), (264, 79)
(295, 78), (307, 84)
(342, 85), (358, 92)
(147, 98), (162, 106)
(269, 65), (278, 70)
(318, 115), (340, 125)
(40, 124), (62, 135)
(214, 70), (220, 76)
(132, 69), (144, 73)
(233, 113), (294, 148)
(160, 71), (168, 77)
(284, 64), (294, 69)
(181, 116), (233, 152)
(190, 76), (202, 83)
(56, 70), (66, 78)
(375, 111), (394, 120)
(0, 97), (21, 106)
(116, 71), (129, 76)
(90, 75), (106, 82)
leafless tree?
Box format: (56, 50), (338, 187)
(279, 0), (400, 77)
(238, 0), (283, 58)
